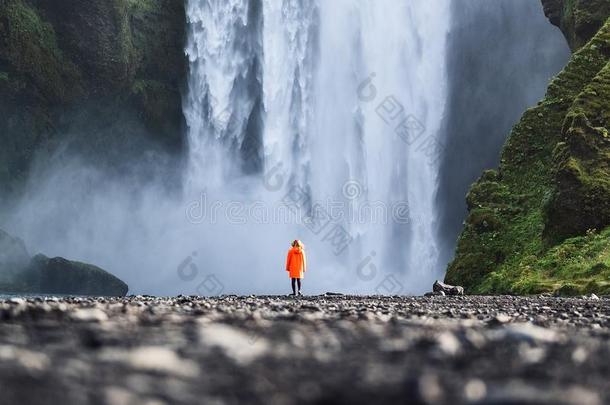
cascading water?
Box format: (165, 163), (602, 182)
(184, 0), (450, 294)
(1, 0), (567, 296)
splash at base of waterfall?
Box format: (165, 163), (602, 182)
(183, 0), (450, 295)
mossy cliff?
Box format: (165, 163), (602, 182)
(0, 0), (186, 195)
(445, 0), (610, 296)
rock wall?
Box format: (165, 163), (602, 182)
(542, 0), (610, 51)
(435, 0), (570, 271)
(0, 0), (186, 196)
(446, 0), (610, 296)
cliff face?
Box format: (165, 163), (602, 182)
(0, 0), (186, 195)
(446, 0), (610, 295)
(435, 1), (570, 271)
(542, 0), (610, 51)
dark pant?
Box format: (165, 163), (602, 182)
(291, 278), (302, 294)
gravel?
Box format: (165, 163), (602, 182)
(0, 294), (609, 404)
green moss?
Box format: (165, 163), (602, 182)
(0, 0), (82, 102)
(473, 227), (610, 296)
(446, 16), (610, 296)
(546, 59), (610, 240)
(551, 0), (610, 51)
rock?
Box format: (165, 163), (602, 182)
(542, 0), (610, 51)
(70, 308), (108, 323)
(0, 229), (128, 296)
(0, 295), (608, 403)
(489, 313), (511, 325)
(464, 379), (487, 402)
(501, 323), (559, 343)
(0, 345), (50, 372)
(424, 291), (445, 297)
(0, 0), (187, 195)
(104, 346), (199, 378)
(477, 381), (600, 405)
(18, 254), (128, 297)
(433, 280), (464, 296)
(198, 323), (268, 364)
(436, 331), (461, 356)
(445, 3), (610, 296)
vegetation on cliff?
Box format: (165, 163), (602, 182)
(0, 0), (186, 195)
(446, 1), (610, 296)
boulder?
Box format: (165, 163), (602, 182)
(433, 280), (464, 296)
(424, 291), (446, 298)
(0, 228), (128, 296)
(17, 254), (128, 297)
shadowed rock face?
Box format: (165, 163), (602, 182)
(446, 2), (610, 295)
(542, 0), (610, 51)
(18, 254), (128, 297)
(0, 229), (128, 296)
(0, 0), (187, 196)
(435, 0), (570, 271)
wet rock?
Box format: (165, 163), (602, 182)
(424, 291), (446, 297)
(433, 280), (464, 296)
(20, 255), (128, 297)
(0, 229), (128, 296)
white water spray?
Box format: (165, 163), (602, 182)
(184, 0), (450, 294)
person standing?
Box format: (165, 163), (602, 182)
(286, 240), (307, 296)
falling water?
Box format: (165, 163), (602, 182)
(184, 0), (449, 294)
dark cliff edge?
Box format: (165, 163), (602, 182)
(446, 0), (610, 296)
(0, 0), (187, 196)
(0, 229), (128, 296)
(435, 1), (570, 272)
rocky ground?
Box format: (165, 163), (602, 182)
(0, 294), (609, 405)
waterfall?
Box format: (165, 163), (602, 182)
(2, 1), (568, 296)
(184, 0), (450, 294)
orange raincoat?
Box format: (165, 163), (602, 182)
(286, 247), (306, 279)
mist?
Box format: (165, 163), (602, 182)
(1, 0), (571, 296)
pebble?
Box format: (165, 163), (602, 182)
(0, 294), (607, 404)
(70, 308), (109, 322)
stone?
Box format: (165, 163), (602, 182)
(20, 254), (128, 296)
(433, 280), (464, 296)
(501, 323), (559, 343)
(70, 308), (108, 323)
(198, 322), (269, 364)
(0, 294), (609, 403)
(436, 331), (461, 356)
